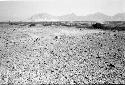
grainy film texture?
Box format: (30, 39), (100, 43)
(0, 0), (125, 84)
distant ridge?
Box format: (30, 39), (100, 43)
(28, 12), (125, 22)
(111, 13), (125, 21)
(1, 12), (125, 22)
(29, 13), (59, 21)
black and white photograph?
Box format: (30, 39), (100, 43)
(0, 0), (125, 84)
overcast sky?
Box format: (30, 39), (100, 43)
(0, 0), (124, 19)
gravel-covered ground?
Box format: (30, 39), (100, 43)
(0, 25), (125, 84)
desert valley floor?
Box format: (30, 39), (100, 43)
(0, 25), (125, 84)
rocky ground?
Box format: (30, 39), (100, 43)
(0, 25), (125, 84)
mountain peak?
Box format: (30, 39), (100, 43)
(31, 13), (52, 18)
(89, 12), (108, 17)
(62, 13), (76, 17)
(94, 12), (105, 15)
(69, 13), (76, 16)
(30, 13), (58, 21)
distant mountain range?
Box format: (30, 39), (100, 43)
(1, 12), (125, 22)
(28, 12), (125, 22)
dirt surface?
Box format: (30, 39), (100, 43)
(0, 26), (125, 84)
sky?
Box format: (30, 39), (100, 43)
(0, 0), (124, 21)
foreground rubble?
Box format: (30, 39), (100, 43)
(0, 26), (125, 84)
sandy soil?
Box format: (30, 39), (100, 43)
(0, 26), (125, 84)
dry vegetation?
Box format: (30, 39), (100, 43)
(0, 24), (125, 84)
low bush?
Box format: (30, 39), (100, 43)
(29, 23), (36, 27)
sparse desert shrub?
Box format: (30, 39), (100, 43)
(9, 22), (18, 25)
(29, 23), (36, 27)
(42, 22), (52, 26)
(92, 23), (105, 30)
